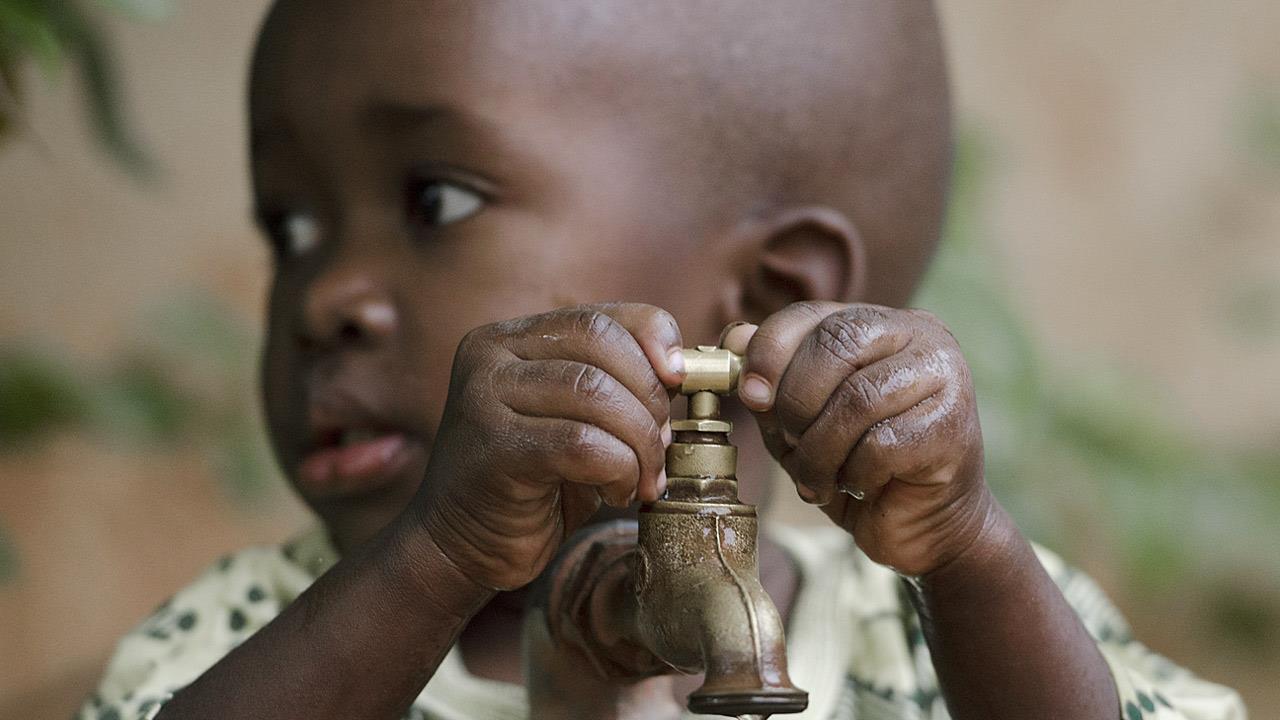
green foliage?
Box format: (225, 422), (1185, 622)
(93, 356), (196, 444)
(0, 293), (278, 490)
(0, 0), (160, 172)
(0, 345), (88, 446)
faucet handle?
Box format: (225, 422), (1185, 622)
(675, 346), (742, 432)
(679, 346), (742, 396)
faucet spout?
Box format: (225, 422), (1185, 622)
(632, 475), (807, 716)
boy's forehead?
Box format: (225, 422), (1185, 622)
(251, 0), (880, 132)
(253, 1), (653, 122)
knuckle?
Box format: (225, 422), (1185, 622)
(790, 300), (834, 322)
(562, 423), (608, 462)
(920, 341), (968, 386)
(456, 372), (492, 411)
(639, 373), (667, 414)
(814, 311), (877, 366)
(572, 308), (622, 344)
(455, 324), (493, 361)
(869, 420), (903, 452)
(840, 372), (883, 414)
(570, 364), (614, 403)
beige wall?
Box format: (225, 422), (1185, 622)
(944, 1), (1280, 446)
(2, 1), (1277, 717)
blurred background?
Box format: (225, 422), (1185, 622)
(1, 1), (1277, 717)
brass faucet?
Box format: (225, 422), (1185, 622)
(545, 346), (808, 718)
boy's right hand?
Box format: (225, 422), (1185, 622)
(413, 304), (684, 591)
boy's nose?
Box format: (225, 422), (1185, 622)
(299, 265), (399, 351)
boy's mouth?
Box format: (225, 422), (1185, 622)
(297, 423), (428, 497)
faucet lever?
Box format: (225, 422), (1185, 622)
(679, 346), (743, 396)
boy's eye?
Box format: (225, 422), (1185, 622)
(281, 212), (321, 257)
(408, 179), (483, 229)
(260, 210), (321, 260)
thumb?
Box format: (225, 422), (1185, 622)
(719, 323), (792, 461)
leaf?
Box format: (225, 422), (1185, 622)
(45, 0), (153, 173)
(0, 0), (155, 173)
(0, 345), (90, 447)
(91, 356), (196, 445)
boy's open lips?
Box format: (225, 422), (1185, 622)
(297, 427), (427, 496)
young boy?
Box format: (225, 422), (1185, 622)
(79, 1), (1244, 718)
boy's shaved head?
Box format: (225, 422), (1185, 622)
(252, 0), (950, 304)
(250, 0), (950, 547)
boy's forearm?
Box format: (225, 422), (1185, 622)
(908, 489), (1119, 720)
(158, 511), (493, 720)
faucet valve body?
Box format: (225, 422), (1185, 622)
(630, 346), (809, 716)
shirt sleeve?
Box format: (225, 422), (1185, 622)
(72, 545), (316, 720)
(1033, 544), (1248, 720)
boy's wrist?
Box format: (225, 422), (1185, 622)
(387, 507), (495, 622)
(912, 488), (1026, 603)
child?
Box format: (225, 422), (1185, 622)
(79, 1), (1244, 718)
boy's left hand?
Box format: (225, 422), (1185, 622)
(726, 302), (991, 577)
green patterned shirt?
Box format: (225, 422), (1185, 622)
(77, 523), (1245, 720)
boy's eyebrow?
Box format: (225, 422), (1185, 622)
(249, 102), (466, 150)
(361, 100), (468, 135)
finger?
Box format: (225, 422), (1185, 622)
(837, 381), (974, 502)
(783, 343), (946, 504)
(498, 306), (679, 431)
(515, 415), (641, 508)
(593, 303), (686, 389)
(736, 302), (844, 460)
(737, 301), (846, 413)
(773, 305), (913, 438)
(500, 359), (666, 503)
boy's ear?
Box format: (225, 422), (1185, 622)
(720, 206), (866, 324)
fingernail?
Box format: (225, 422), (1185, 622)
(719, 322), (758, 351)
(740, 374), (773, 407)
(626, 489), (637, 506)
(796, 483), (821, 504)
(666, 348), (685, 376)
(660, 419), (672, 446)
(782, 429), (800, 448)
(717, 321), (749, 346)
(656, 469), (668, 498)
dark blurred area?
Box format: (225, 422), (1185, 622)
(1, 2), (1277, 718)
